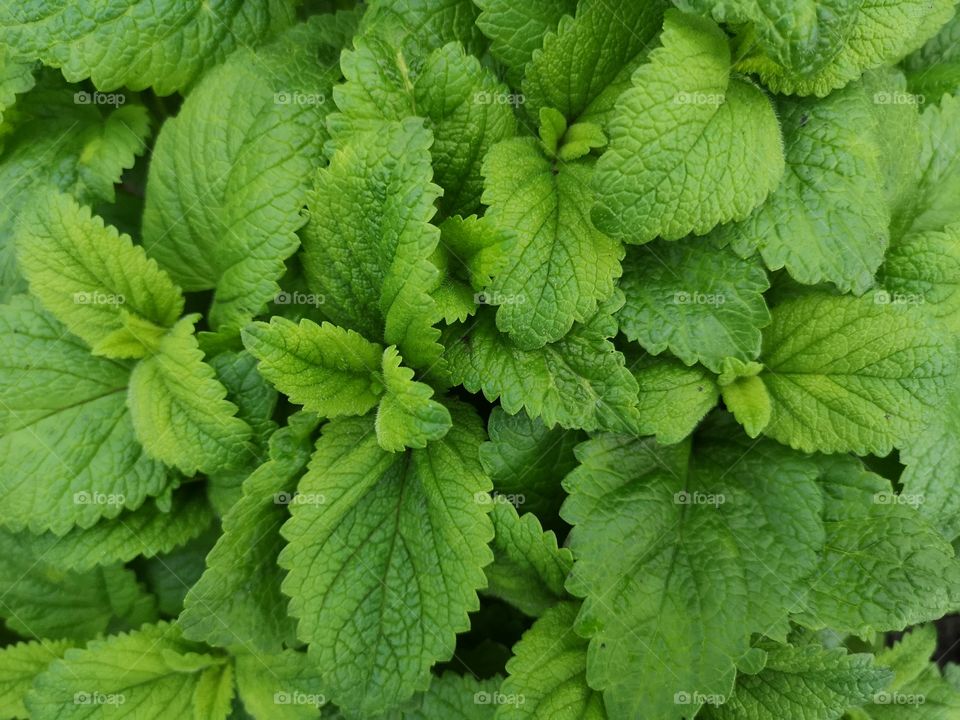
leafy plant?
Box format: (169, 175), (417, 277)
(1, 1), (960, 719)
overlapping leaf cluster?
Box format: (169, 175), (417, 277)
(2, 1), (960, 719)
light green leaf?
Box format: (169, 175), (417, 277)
(441, 309), (640, 433)
(0, 529), (154, 641)
(16, 191), (182, 358)
(0, 49), (35, 128)
(128, 315), (252, 475)
(734, 0), (955, 97)
(437, 214), (516, 293)
(143, 19), (339, 331)
(0, 295), (167, 534)
(300, 118), (443, 369)
(335, 37), (517, 217)
(631, 354), (720, 444)
(0, 1), (297, 94)
(398, 672), (501, 719)
(592, 10), (784, 243)
(879, 223), (960, 332)
(0, 72), (150, 302)
(0, 639), (74, 720)
(794, 456), (960, 635)
(482, 135), (622, 348)
(27, 623), (232, 720)
(360, 0), (488, 58)
(473, 0), (577, 86)
(10, 486), (213, 572)
(720, 84), (889, 294)
(242, 317), (385, 418)
(496, 602), (606, 720)
(179, 419), (316, 653)
(376, 345), (452, 451)
(483, 501), (572, 616)
(617, 237), (770, 372)
(234, 650), (326, 720)
(562, 434), (823, 718)
(759, 293), (956, 455)
(479, 407), (583, 523)
(522, 0), (666, 126)
(278, 404), (494, 715)
(701, 643), (892, 720)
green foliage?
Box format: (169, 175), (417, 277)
(3, 2), (960, 719)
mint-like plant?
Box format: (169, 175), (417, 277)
(2, 2), (960, 719)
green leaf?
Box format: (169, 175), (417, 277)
(758, 293), (956, 455)
(0, 72), (151, 302)
(142, 19), (339, 331)
(794, 456), (960, 635)
(0, 1), (297, 94)
(631, 354), (720, 444)
(482, 135), (622, 348)
(592, 10), (784, 243)
(179, 419), (316, 653)
(900, 386), (960, 541)
(391, 672), (501, 719)
(335, 37), (517, 217)
(0, 639), (74, 720)
(718, 358), (772, 439)
(360, 0), (488, 58)
(0, 295), (167, 534)
(561, 434), (823, 718)
(617, 237), (770, 371)
(278, 404), (494, 715)
(878, 223), (960, 332)
(376, 345), (453, 451)
(9, 486), (213, 572)
(497, 602), (603, 720)
(128, 315), (252, 475)
(701, 643), (892, 720)
(26, 623), (233, 720)
(483, 501), (572, 616)
(441, 309), (640, 433)
(903, 11), (960, 100)
(719, 84), (889, 294)
(16, 191), (182, 358)
(479, 407), (583, 523)
(141, 530), (218, 618)
(437, 214), (516, 292)
(243, 317), (385, 418)
(233, 650), (327, 720)
(0, 529), (154, 641)
(300, 118), (443, 368)
(0, 49), (35, 128)
(473, 0), (577, 86)
(734, 0), (955, 97)
(893, 94), (960, 239)
(522, 0), (666, 126)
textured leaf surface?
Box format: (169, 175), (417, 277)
(243, 317), (384, 418)
(27, 623), (232, 720)
(0, 1), (297, 94)
(143, 19), (338, 331)
(0, 49), (34, 127)
(592, 10), (784, 243)
(903, 11), (960, 99)
(702, 643), (891, 720)
(482, 136), (622, 348)
(631, 354), (720, 444)
(0, 639), (74, 720)
(497, 602), (604, 720)
(442, 309), (640, 433)
(473, 0), (577, 85)
(376, 345), (452, 451)
(17, 191), (182, 357)
(233, 650), (326, 720)
(300, 118), (443, 369)
(522, 0), (666, 125)
(0, 295), (166, 534)
(483, 501), (571, 617)
(398, 672), (500, 720)
(562, 434), (822, 718)
(795, 457), (960, 635)
(128, 316), (252, 475)
(617, 238), (770, 371)
(335, 37), (516, 217)
(759, 294), (956, 455)
(721, 85), (889, 294)
(479, 407), (582, 523)
(278, 405), (494, 714)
